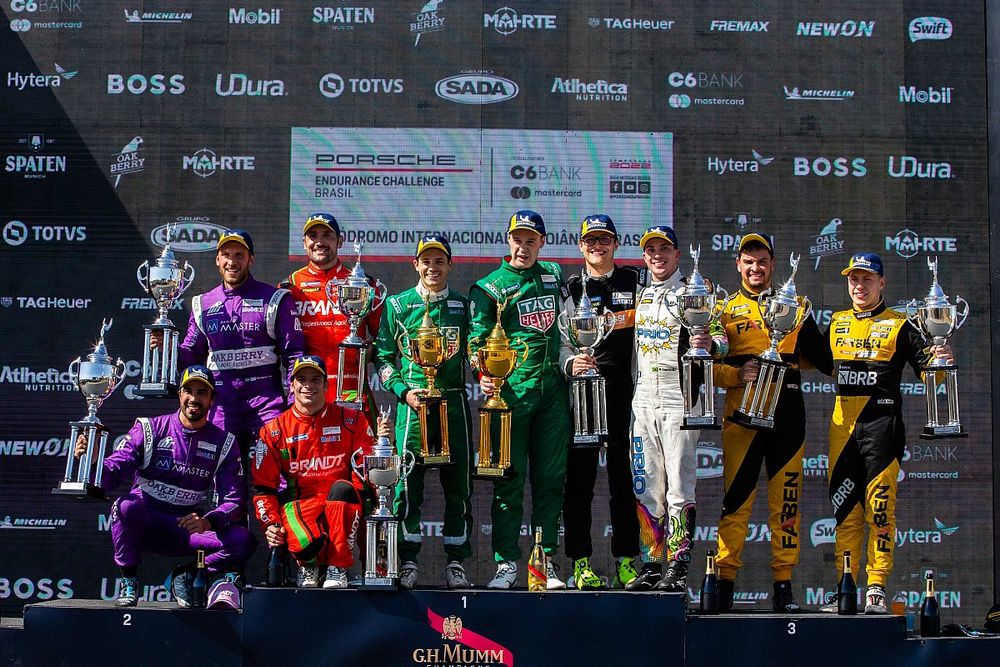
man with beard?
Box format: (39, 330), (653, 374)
(74, 366), (255, 607)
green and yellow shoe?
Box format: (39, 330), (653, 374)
(615, 556), (639, 588)
(573, 558), (605, 590)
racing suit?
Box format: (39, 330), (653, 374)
(714, 285), (832, 582)
(560, 266), (643, 562)
(251, 404), (374, 567)
(374, 283), (473, 564)
(180, 276), (305, 449)
(284, 261), (383, 414)
(101, 413), (255, 573)
(630, 271), (728, 566)
(827, 301), (928, 587)
(469, 258), (572, 561)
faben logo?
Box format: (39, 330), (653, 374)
(696, 443), (723, 479)
(909, 17), (952, 42)
(107, 73), (185, 95)
(215, 73), (286, 97)
(887, 155), (954, 179)
(793, 156), (867, 177)
(228, 7), (280, 25)
(182, 148), (255, 178)
(151, 217), (227, 252)
(435, 72), (518, 105)
(884, 228), (957, 259)
(796, 20), (875, 38)
(810, 517), (837, 546)
(484, 6), (556, 35)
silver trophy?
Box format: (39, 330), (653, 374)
(54, 319), (127, 499)
(906, 257), (969, 439)
(731, 254), (813, 430)
(669, 245), (729, 429)
(351, 406), (415, 589)
(325, 242), (387, 408)
(557, 273), (617, 446)
(136, 223), (195, 396)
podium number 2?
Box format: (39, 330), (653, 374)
(122, 613), (132, 626)
(786, 621), (796, 635)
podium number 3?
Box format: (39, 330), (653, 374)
(786, 621), (796, 635)
(122, 613), (132, 626)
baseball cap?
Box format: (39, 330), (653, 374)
(580, 214), (618, 239)
(217, 229), (254, 254)
(639, 225), (678, 249)
(415, 234), (452, 259)
(841, 252), (884, 277)
(207, 579), (241, 610)
(180, 365), (215, 392)
(291, 355), (326, 379)
(985, 603), (1000, 632)
(507, 210), (546, 236)
(737, 232), (775, 255)
(303, 213), (341, 235)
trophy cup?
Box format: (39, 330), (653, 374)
(731, 254), (812, 430)
(557, 273), (617, 446)
(136, 223), (195, 397)
(906, 257), (969, 439)
(669, 245), (729, 430)
(54, 319), (127, 499)
(352, 406), (415, 589)
(325, 242), (387, 408)
(396, 295), (460, 465)
(468, 300), (528, 478)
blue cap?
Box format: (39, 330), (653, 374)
(738, 232), (775, 255)
(639, 224), (678, 249)
(217, 229), (254, 254)
(304, 213), (341, 235)
(580, 214), (618, 240)
(416, 234), (452, 259)
(841, 252), (884, 277)
(180, 365), (215, 392)
(291, 355), (327, 378)
(507, 210), (545, 236)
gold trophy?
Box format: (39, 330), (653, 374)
(397, 295), (460, 465)
(468, 301), (528, 479)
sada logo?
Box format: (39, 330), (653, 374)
(435, 72), (518, 104)
(151, 218), (227, 252)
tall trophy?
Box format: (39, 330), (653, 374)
(136, 223), (195, 397)
(54, 319), (127, 499)
(731, 254), (812, 430)
(325, 242), (387, 408)
(352, 407), (415, 589)
(557, 273), (616, 446)
(669, 245), (729, 429)
(468, 300), (528, 478)
(396, 295), (460, 465)
(906, 257), (969, 439)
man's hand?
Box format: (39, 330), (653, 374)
(571, 354), (598, 376)
(376, 413), (392, 439)
(265, 524), (286, 547)
(405, 388), (427, 411)
(178, 513), (211, 535)
(738, 359), (760, 384)
(930, 344), (954, 366)
(479, 376), (495, 396)
(73, 434), (87, 459)
(149, 330), (164, 350)
(689, 332), (713, 352)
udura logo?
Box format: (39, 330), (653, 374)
(887, 155), (954, 179)
(435, 72), (518, 104)
(909, 17), (952, 42)
(216, 73), (286, 97)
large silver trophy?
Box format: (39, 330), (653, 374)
(669, 245), (729, 429)
(325, 242), (387, 408)
(906, 257), (969, 439)
(557, 273), (616, 446)
(54, 319), (127, 499)
(136, 223), (195, 396)
(352, 407), (415, 589)
(731, 254), (812, 430)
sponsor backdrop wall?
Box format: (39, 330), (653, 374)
(0, 1), (991, 625)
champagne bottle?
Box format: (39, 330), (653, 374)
(527, 527), (546, 592)
(267, 546), (285, 587)
(192, 549), (208, 608)
(699, 550), (719, 614)
(837, 551), (857, 615)
(920, 571), (940, 637)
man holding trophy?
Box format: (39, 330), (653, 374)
(469, 210), (571, 590)
(373, 235), (474, 590)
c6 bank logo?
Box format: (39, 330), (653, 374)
(516, 295), (555, 331)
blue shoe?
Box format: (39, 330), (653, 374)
(116, 577), (138, 607)
(171, 571), (194, 608)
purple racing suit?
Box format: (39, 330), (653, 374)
(102, 413), (256, 572)
(180, 277), (305, 447)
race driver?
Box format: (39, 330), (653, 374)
(819, 252), (952, 614)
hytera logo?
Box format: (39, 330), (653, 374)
(899, 86), (952, 104)
(411, 0), (446, 46)
(107, 73), (185, 95)
(668, 71), (744, 89)
(215, 73), (286, 97)
(182, 148), (255, 178)
(312, 6), (375, 28)
(810, 218), (844, 269)
(6, 63), (77, 90)
(3, 221), (86, 246)
(10, 0), (81, 13)
(838, 369), (878, 386)
(706, 149), (773, 175)
(435, 73), (518, 105)
(796, 20), (875, 38)
(151, 218), (227, 252)
(668, 94), (690, 108)
(884, 229), (957, 259)
(709, 19), (768, 32)
(228, 8), (280, 25)
(887, 156), (954, 179)
(909, 17), (952, 42)
(484, 7), (556, 35)
(696, 443), (723, 479)
(896, 518), (958, 547)
(550, 78), (627, 102)
(793, 156), (867, 177)
(810, 517), (837, 546)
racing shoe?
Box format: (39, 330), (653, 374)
(116, 577), (138, 607)
(445, 562), (471, 590)
(624, 563), (662, 591)
(546, 560), (567, 590)
(399, 561), (419, 590)
(719, 578), (735, 611)
(865, 585), (888, 615)
(322, 566), (348, 589)
(486, 561), (518, 590)
(773, 580), (801, 613)
(572, 558), (604, 590)
(171, 571), (194, 608)
(615, 556), (639, 588)
(818, 591), (840, 613)
(298, 565), (321, 589)
(655, 561), (688, 592)
(222, 572), (244, 590)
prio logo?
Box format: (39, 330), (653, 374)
(484, 7), (556, 35)
(6, 63), (77, 90)
(151, 218), (227, 252)
(709, 19), (768, 32)
(810, 218), (844, 269)
(215, 73), (286, 97)
(795, 20), (875, 38)
(435, 73), (518, 104)
(696, 443), (723, 479)
(706, 149), (773, 175)
(124, 10), (193, 23)
(899, 86), (952, 104)
(887, 156), (954, 179)
(411, 0), (445, 46)
(107, 73), (185, 95)
(792, 156), (867, 177)
(110, 136), (144, 188)
(550, 77), (627, 102)
(588, 17), (674, 31)
(2, 221), (86, 246)
(317, 74), (402, 99)
(181, 148), (255, 178)
(909, 17), (952, 42)
(884, 228), (957, 259)
(810, 517), (837, 546)
(784, 85), (854, 101)
(312, 6), (374, 28)
(228, 8), (280, 25)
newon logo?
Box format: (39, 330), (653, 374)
(796, 20), (875, 38)
(435, 72), (518, 104)
(909, 17), (952, 42)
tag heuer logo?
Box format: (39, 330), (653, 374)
(0, 297), (12, 308)
(517, 296), (556, 332)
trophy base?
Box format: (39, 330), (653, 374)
(570, 433), (605, 448)
(335, 399), (365, 411)
(474, 466), (512, 480)
(681, 415), (721, 430)
(52, 481), (107, 500)
(729, 410), (775, 431)
(418, 454), (454, 467)
(920, 425), (968, 440)
(135, 382), (178, 398)
(359, 577), (398, 590)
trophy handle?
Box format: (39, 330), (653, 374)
(371, 281), (388, 312)
(904, 298), (921, 329)
(796, 296), (813, 329)
(513, 337), (530, 371)
(178, 262), (196, 296)
(400, 450), (416, 480)
(395, 326), (415, 363)
(466, 337), (481, 372)
(593, 311), (618, 349)
(68, 356), (81, 381)
(106, 358), (129, 398)
(954, 296), (970, 330)
(556, 311), (573, 342)
(350, 446), (366, 479)
(136, 261), (149, 291)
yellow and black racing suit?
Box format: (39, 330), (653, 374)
(827, 301), (928, 587)
(715, 285), (833, 582)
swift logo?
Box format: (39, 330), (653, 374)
(909, 17), (952, 42)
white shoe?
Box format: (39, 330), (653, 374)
(298, 565), (320, 588)
(321, 566), (348, 589)
(865, 585), (888, 614)
(546, 560), (566, 590)
(486, 561), (518, 589)
(445, 562), (471, 590)
(818, 592), (839, 613)
(399, 561), (419, 590)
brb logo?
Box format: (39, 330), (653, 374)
(107, 73), (185, 95)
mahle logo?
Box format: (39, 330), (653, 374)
(909, 17), (952, 42)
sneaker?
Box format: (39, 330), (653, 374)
(615, 556), (639, 588)
(116, 577), (138, 607)
(719, 578), (735, 611)
(546, 560), (566, 590)
(445, 562), (471, 590)
(818, 591), (839, 614)
(171, 571), (193, 608)
(865, 585), (888, 615)
(572, 558), (604, 590)
(656, 561), (688, 592)
(773, 580), (801, 613)
(322, 566), (348, 589)
(222, 572), (244, 590)
(298, 565), (321, 588)
(624, 563), (662, 591)
(486, 560), (518, 590)
(399, 561), (419, 590)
